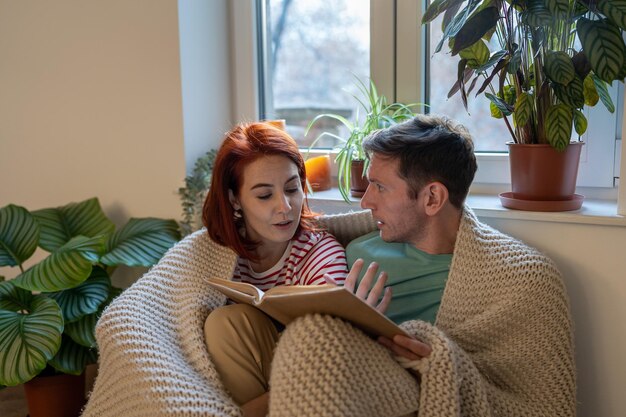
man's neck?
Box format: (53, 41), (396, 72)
(410, 207), (462, 255)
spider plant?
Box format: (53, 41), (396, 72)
(306, 76), (422, 202)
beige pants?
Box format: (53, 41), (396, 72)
(204, 304), (280, 405)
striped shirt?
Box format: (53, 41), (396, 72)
(233, 230), (347, 291)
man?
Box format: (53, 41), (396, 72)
(268, 114), (576, 417)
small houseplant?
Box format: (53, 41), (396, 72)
(306, 76), (421, 202)
(178, 149), (217, 236)
(423, 0), (626, 209)
(0, 197), (180, 416)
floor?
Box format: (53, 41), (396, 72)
(0, 385), (28, 417)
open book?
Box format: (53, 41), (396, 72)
(205, 278), (408, 339)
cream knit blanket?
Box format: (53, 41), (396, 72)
(82, 208), (575, 417)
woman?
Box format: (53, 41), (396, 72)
(202, 121), (348, 417)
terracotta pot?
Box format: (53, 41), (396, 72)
(350, 160), (369, 198)
(508, 142), (584, 200)
(24, 373), (86, 417)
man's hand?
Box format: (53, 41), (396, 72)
(324, 258), (392, 314)
(378, 335), (431, 361)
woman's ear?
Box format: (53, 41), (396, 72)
(228, 189), (240, 210)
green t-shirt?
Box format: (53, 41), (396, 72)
(346, 231), (452, 325)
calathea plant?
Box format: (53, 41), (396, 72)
(0, 197), (180, 386)
(422, 0), (626, 150)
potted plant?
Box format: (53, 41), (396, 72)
(422, 0), (626, 210)
(306, 76), (421, 202)
(0, 197), (180, 417)
(178, 149), (217, 236)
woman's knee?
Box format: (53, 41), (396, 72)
(204, 304), (276, 350)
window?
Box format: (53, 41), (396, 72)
(258, 0), (371, 148)
(244, 0), (620, 190)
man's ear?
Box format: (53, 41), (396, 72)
(228, 189), (240, 210)
(423, 182), (449, 216)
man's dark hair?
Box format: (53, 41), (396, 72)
(363, 114), (477, 209)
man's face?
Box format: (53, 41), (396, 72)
(360, 154), (427, 246)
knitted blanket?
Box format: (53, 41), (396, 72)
(82, 208), (575, 417)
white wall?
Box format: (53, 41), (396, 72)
(0, 0), (185, 223)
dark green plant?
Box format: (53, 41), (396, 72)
(306, 76), (423, 202)
(0, 197), (181, 386)
(423, 0), (626, 151)
(178, 149), (217, 236)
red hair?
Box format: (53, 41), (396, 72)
(203, 121), (318, 260)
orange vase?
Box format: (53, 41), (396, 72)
(24, 373), (86, 417)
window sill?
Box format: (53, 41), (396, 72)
(308, 188), (626, 227)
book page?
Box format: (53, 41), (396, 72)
(206, 278), (264, 304)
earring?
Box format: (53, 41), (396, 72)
(233, 208), (243, 220)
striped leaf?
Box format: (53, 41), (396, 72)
(0, 295), (63, 386)
(554, 77), (585, 108)
(47, 266), (110, 323)
(65, 311), (98, 348)
(592, 74), (615, 113)
(597, 0), (626, 30)
(544, 51), (576, 85)
(33, 198), (115, 252)
(48, 335), (97, 375)
(577, 18), (626, 82)
(522, 0), (552, 27)
(573, 109), (588, 136)
(545, 104), (573, 151)
(583, 74), (600, 106)
(101, 218), (180, 267)
(514, 93), (533, 127)
(545, 0), (570, 16)
(0, 280), (33, 311)
(0, 205), (39, 267)
(13, 236), (106, 293)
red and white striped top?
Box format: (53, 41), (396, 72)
(233, 230), (347, 291)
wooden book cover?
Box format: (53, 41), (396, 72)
(205, 278), (408, 339)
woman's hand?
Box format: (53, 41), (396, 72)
(325, 258), (392, 314)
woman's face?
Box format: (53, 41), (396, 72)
(230, 155), (304, 251)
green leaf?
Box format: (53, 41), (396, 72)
(47, 266), (110, 323)
(0, 295), (63, 386)
(545, 0), (569, 16)
(577, 18), (626, 82)
(573, 109), (588, 136)
(545, 104), (573, 151)
(423, 0), (465, 24)
(514, 92), (533, 127)
(0, 205), (39, 268)
(64, 312), (98, 348)
(101, 218), (180, 267)
(583, 74), (599, 106)
(592, 74), (615, 113)
(597, 0), (626, 31)
(0, 280), (33, 311)
(553, 77), (585, 108)
(486, 92), (512, 117)
(459, 39), (490, 68)
(13, 236), (106, 293)
(451, 7), (500, 55)
(544, 51), (576, 85)
(48, 335), (97, 375)
(32, 198), (115, 253)
(522, 0), (553, 27)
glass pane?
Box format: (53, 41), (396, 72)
(261, 0), (370, 148)
(427, 14), (510, 152)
